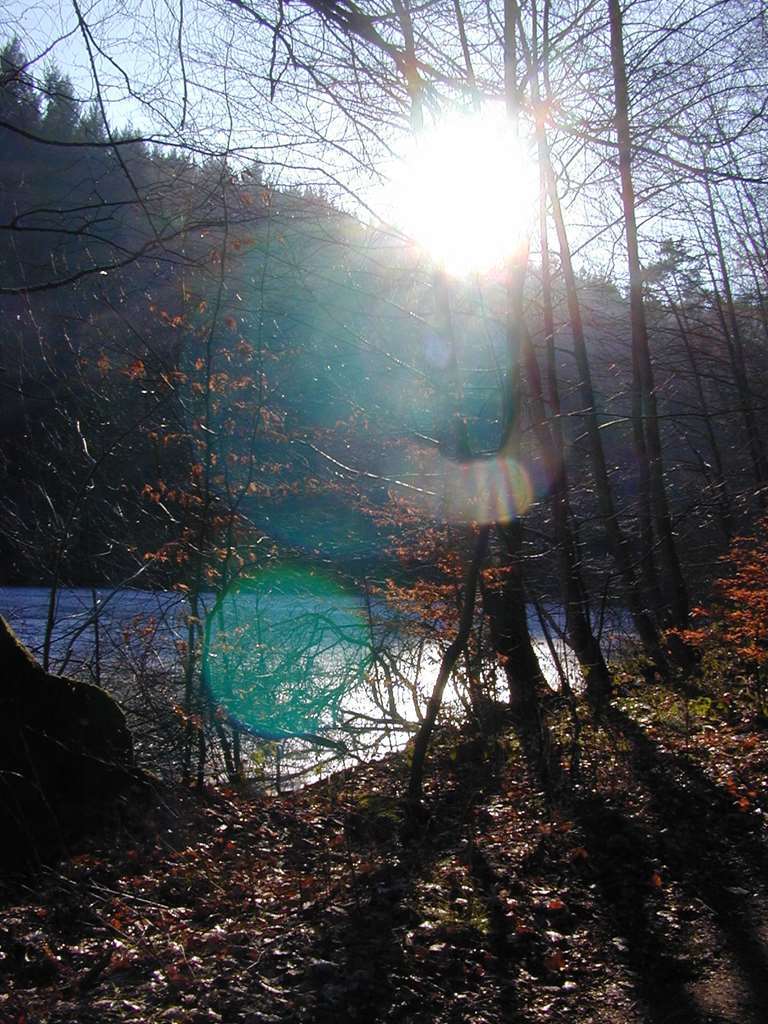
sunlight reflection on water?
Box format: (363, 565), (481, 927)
(1, 585), (595, 783)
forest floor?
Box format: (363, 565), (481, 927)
(2, 677), (768, 1024)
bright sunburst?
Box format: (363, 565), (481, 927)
(386, 104), (537, 277)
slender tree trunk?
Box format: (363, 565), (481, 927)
(663, 287), (733, 539)
(451, 0), (478, 104)
(521, 319), (612, 706)
(481, 523), (563, 792)
(474, 0), (562, 791)
(530, 21), (612, 707)
(395, 2), (491, 805)
(392, 0), (423, 131)
(630, 335), (664, 615)
(537, 122), (666, 670)
(494, 0), (553, 716)
(608, 0), (689, 629)
(701, 164), (768, 500)
(182, 592), (200, 784)
(497, 251), (553, 716)
(407, 526), (490, 804)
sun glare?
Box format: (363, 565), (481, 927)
(386, 104), (537, 277)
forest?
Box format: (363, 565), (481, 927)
(1, 0), (768, 1021)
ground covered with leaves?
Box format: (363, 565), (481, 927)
(2, 680), (768, 1024)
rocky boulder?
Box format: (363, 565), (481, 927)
(0, 616), (136, 869)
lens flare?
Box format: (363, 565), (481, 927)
(442, 455), (536, 524)
(384, 103), (537, 276)
(203, 565), (369, 739)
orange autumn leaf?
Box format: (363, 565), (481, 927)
(543, 951), (565, 972)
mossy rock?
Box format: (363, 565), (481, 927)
(0, 616), (136, 869)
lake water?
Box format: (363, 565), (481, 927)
(0, 586), (189, 676)
(0, 585), (594, 783)
(0, 584), (586, 685)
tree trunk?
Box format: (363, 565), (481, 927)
(407, 526), (490, 803)
(522, 319), (613, 707)
(531, 40), (612, 708)
(538, 121), (667, 671)
(608, 0), (689, 630)
(701, 163), (768, 501)
(664, 287), (733, 539)
(481, 523), (563, 792)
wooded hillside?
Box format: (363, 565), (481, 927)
(1, 2), (767, 1019)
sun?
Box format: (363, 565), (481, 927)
(385, 104), (537, 277)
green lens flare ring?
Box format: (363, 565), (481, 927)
(203, 564), (369, 740)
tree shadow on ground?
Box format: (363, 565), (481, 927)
(255, 702), (768, 1024)
(280, 735), (536, 1024)
(488, 711), (712, 1024)
(498, 697), (768, 1024)
(573, 793), (709, 1024)
(595, 706), (768, 1019)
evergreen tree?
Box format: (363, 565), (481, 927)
(0, 38), (40, 129)
(40, 68), (80, 140)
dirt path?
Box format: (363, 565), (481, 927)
(1, 691), (766, 1024)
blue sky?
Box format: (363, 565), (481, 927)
(2, 0), (189, 135)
